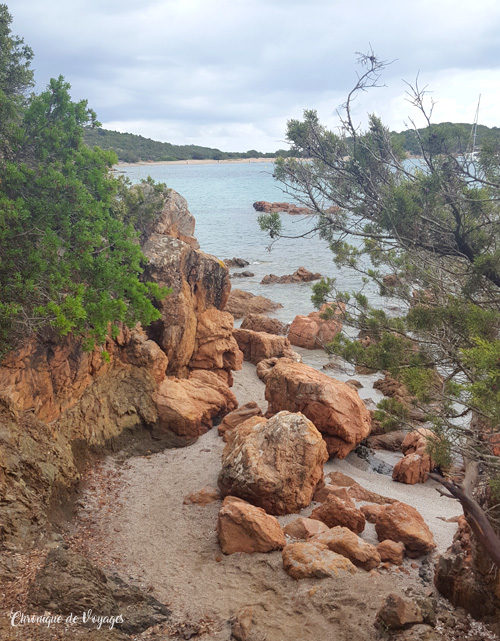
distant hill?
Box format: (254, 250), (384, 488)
(83, 123), (500, 163)
(83, 127), (291, 163)
(390, 122), (500, 155)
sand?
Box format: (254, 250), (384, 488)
(71, 358), (463, 640)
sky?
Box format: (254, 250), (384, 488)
(7, 0), (500, 152)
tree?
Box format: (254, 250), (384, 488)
(0, 6), (167, 356)
(260, 52), (500, 570)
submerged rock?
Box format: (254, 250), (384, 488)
(218, 411), (328, 515)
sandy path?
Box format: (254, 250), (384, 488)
(72, 360), (462, 640)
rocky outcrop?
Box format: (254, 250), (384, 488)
(143, 235), (230, 375)
(260, 267), (321, 284)
(312, 527), (380, 570)
(310, 495), (366, 534)
(282, 542), (357, 579)
(434, 515), (500, 623)
(218, 411), (328, 515)
(240, 314), (288, 335)
(141, 186), (199, 249)
(218, 402), (263, 441)
(233, 328), (297, 364)
(253, 201), (312, 215)
(264, 359), (371, 458)
(28, 548), (171, 634)
(374, 502), (436, 557)
(155, 372), (237, 441)
(189, 307), (243, 374)
(288, 304), (343, 350)
(224, 289), (283, 319)
(217, 496), (285, 554)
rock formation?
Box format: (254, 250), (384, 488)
(224, 289), (283, 319)
(240, 314), (288, 335)
(217, 496), (286, 554)
(264, 359), (371, 458)
(288, 304), (343, 350)
(218, 411), (328, 515)
(260, 267), (321, 284)
(233, 328), (297, 364)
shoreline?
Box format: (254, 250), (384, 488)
(115, 157), (277, 167)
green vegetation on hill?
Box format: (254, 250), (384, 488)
(84, 123), (500, 164)
(390, 122), (500, 155)
(83, 127), (292, 163)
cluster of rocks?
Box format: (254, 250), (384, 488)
(206, 409), (436, 585)
(260, 266), (321, 284)
(253, 201), (340, 216)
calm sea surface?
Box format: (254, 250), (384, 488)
(119, 161), (380, 324)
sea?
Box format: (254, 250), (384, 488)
(119, 160), (381, 327)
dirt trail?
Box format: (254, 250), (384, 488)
(70, 362), (464, 641)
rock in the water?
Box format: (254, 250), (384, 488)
(312, 526), (380, 570)
(240, 314), (288, 335)
(282, 542), (356, 579)
(231, 271), (254, 278)
(283, 517), (330, 540)
(264, 359), (371, 458)
(155, 374), (237, 440)
(310, 495), (366, 534)
(217, 496), (285, 554)
(260, 267), (321, 284)
(218, 411), (328, 515)
(218, 401), (263, 440)
(225, 289), (283, 319)
(377, 540), (405, 565)
(288, 304), (343, 350)
(233, 328), (297, 365)
(375, 502), (436, 557)
(28, 548), (170, 634)
(183, 486), (220, 505)
(225, 257), (250, 268)
(376, 593), (423, 630)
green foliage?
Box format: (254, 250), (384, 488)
(257, 211), (282, 238)
(83, 127), (292, 163)
(0, 10), (168, 355)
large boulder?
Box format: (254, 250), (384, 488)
(240, 314), (288, 335)
(282, 542), (356, 579)
(374, 502), (436, 557)
(218, 411), (328, 515)
(310, 495), (366, 534)
(260, 267), (321, 284)
(233, 328), (297, 365)
(217, 496), (285, 554)
(288, 304), (343, 350)
(224, 289), (282, 319)
(264, 359), (371, 458)
(189, 307), (243, 373)
(155, 373), (237, 440)
(218, 401), (263, 440)
(312, 526), (380, 570)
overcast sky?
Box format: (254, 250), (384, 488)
(7, 0), (500, 151)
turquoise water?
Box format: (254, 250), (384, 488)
(119, 161), (379, 324)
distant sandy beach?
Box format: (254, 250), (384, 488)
(116, 157), (277, 167)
